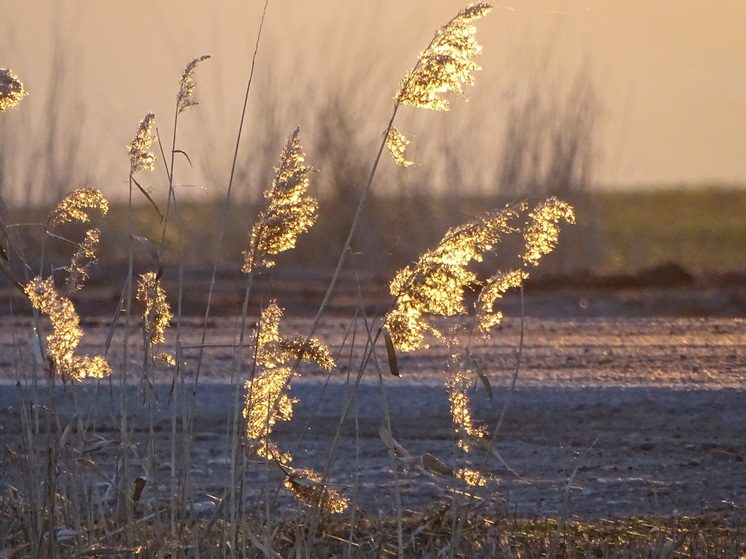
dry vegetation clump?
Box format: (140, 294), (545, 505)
(1, 2), (729, 557)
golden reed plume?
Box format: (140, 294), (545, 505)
(385, 127), (414, 167)
(177, 55), (211, 114)
(384, 206), (519, 351)
(445, 353), (487, 452)
(243, 302), (343, 510)
(475, 269), (528, 333)
(47, 187), (110, 228)
(64, 228), (101, 294)
(127, 112), (157, 174)
(521, 196), (576, 267)
(242, 128), (318, 273)
(244, 301), (334, 460)
(396, 2), (492, 112)
(24, 276), (111, 381)
(0, 68), (27, 112)
(136, 272), (175, 366)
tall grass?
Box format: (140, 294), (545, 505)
(0, 5), (742, 559)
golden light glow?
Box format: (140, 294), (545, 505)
(385, 127), (414, 167)
(396, 2), (492, 111)
(521, 197), (576, 267)
(24, 276), (111, 380)
(384, 206), (519, 351)
(47, 187), (110, 228)
(64, 228), (101, 293)
(0, 68), (27, 112)
(445, 354), (487, 452)
(455, 467), (487, 487)
(136, 272), (173, 349)
(475, 269), (527, 333)
(242, 127), (318, 274)
(127, 112), (157, 174)
(283, 468), (350, 514)
(177, 55), (210, 114)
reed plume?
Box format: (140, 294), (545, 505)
(47, 187), (110, 228)
(242, 127), (318, 274)
(244, 301), (334, 461)
(283, 467), (349, 514)
(24, 276), (111, 380)
(127, 112), (157, 174)
(521, 196), (576, 266)
(64, 228), (101, 294)
(445, 353), (487, 452)
(176, 55), (211, 114)
(475, 269), (528, 333)
(396, 2), (492, 112)
(455, 467), (487, 487)
(136, 271), (175, 365)
(385, 127), (414, 167)
(0, 68), (27, 112)
(384, 206), (519, 351)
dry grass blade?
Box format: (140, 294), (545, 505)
(382, 327), (400, 376)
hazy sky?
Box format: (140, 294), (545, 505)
(2, 0), (746, 199)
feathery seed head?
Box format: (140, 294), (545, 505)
(445, 353), (487, 452)
(0, 68), (27, 111)
(65, 228), (101, 293)
(242, 128), (318, 273)
(521, 197), (576, 266)
(396, 2), (492, 111)
(455, 467), (487, 487)
(136, 272), (172, 348)
(47, 187), (109, 228)
(476, 269), (527, 333)
(177, 55), (210, 114)
(127, 112), (157, 174)
(284, 468), (350, 513)
(384, 206), (519, 351)
(385, 127), (414, 167)
(24, 276), (111, 380)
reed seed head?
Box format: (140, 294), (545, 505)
(64, 228), (101, 293)
(0, 68), (27, 112)
(521, 197), (576, 266)
(24, 276), (111, 380)
(127, 112), (157, 174)
(396, 2), (492, 111)
(177, 55), (210, 114)
(455, 467), (487, 487)
(384, 206), (519, 351)
(445, 353), (487, 452)
(385, 127), (414, 167)
(136, 272), (172, 348)
(475, 269), (527, 333)
(284, 468), (350, 513)
(242, 127), (318, 273)
(243, 366), (296, 462)
(47, 187), (109, 228)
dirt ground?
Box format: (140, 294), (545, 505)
(1, 294), (745, 522)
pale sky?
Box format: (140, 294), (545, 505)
(2, 1), (745, 202)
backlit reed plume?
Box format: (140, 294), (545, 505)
(176, 55), (211, 114)
(242, 127), (318, 273)
(455, 467), (487, 487)
(244, 301), (335, 462)
(24, 276), (111, 380)
(445, 353), (487, 452)
(127, 112), (157, 174)
(64, 228), (101, 293)
(136, 271), (175, 365)
(385, 127), (414, 167)
(284, 467), (349, 514)
(475, 268), (527, 333)
(521, 196), (576, 266)
(396, 2), (492, 112)
(0, 68), (27, 111)
(47, 187), (110, 228)
(384, 206), (519, 351)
